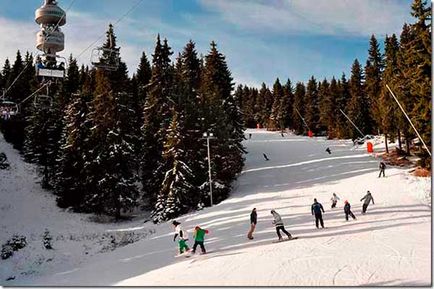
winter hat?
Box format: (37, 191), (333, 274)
(195, 226), (200, 230)
(314, 198), (317, 202)
(172, 220), (180, 226)
(270, 209), (275, 214)
(344, 200), (348, 204)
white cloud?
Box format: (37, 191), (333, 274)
(198, 0), (412, 37)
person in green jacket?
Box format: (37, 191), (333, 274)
(192, 226), (209, 254)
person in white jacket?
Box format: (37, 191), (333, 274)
(330, 193), (340, 209)
(270, 209), (292, 241)
(172, 220), (190, 254)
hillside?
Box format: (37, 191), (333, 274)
(0, 129), (431, 286)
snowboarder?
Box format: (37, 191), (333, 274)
(192, 226), (209, 254)
(263, 153), (269, 161)
(360, 191), (374, 214)
(330, 193), (340, 209)
(378, 161), (386, 177)
(247, 208), (257, 240)
(270, 209), (292, 241)
(311, 198), (325, 228)
(344, 200), (356, 221)
(172, 221), (190, 255)
(325, 147), (331, 154)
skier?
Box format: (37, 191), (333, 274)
(172, 220), (190, 255)
(330, 193), (340, 209)
(311, 198), (325, 229)
(263, 153), (269, 161)
(281, 132), (285, 137)
(249, 133), (252, 139)
(247, 208), (257, 240)
(192, 226), (209, 254)
(270, 209), (292, 241)
(325, 147), (331, 154)
(360, 191), (374, 214)
(378, 161), (386, 177)
(344, 200), (356, 221)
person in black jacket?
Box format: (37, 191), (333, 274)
(344, 200), (356, 221)
(360, 191), (375, 213)
(378, 161), (386, 177)
(263, 153), (269, 161)
(247, 208), (257, 240)
(311, 198), (325, 228)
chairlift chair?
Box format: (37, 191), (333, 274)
(33, 94), (53, 108)
(90, 47), (120, 71)
(0, 100), (20, 119)
(35, 53), (67, 79)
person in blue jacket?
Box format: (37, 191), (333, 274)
(311, 198), (325, 228)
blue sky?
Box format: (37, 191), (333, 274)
(0, 0), (414, 87)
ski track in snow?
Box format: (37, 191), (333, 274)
(0, 129), (431, 286)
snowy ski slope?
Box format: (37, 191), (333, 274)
(1, 129), (431, 286)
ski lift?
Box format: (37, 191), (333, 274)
(0, 101), (19, 120)
(33, 94), (53, 108)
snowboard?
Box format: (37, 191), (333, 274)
(175, 250), (193, 258)
(272, 237), (298, 243)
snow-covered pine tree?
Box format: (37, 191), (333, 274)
(23, 93), (63, 189)
(141, 35), (174, 206)
(151, 110), (195, 222)
(83, 70), (139, 218)
(199, 41), (244, 205)
(55, 93), (91, 209)
(173, 40), (207, 207)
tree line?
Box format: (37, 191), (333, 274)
(0, 25), (244, 222)
(237, 0), (431, 166)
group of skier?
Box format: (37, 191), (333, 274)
(172, 220), (209, 256)
(245, 190), (375, 241)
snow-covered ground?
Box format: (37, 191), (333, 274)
(0, 129), (431, 286)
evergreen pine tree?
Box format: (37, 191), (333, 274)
(365, 35), (384, 133)
(305, 76), (320, 133)
(292, 82), (306, 134)
(347, 59), (371, 139)
(269, 78), (284, 130)
(151, 110), (195, 222)
(318, 78), (331, 135)
(336, 74), (351, 138)
(379, 35), (400, 153)
(136, 51), (152, 106)
(199, 41), (244, 205)
(55, 93), (91, 208)
(141, 35), (174, 206)
(282, 79), (294, 130)
(407, 0), (431, 166)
